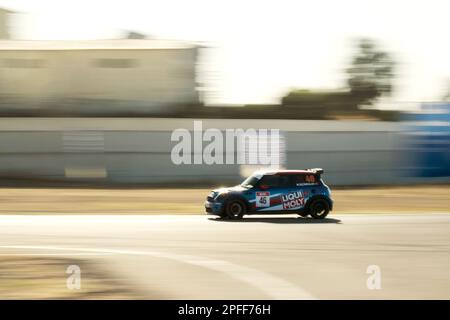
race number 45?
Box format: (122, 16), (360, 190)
(256, 192), (270, 208)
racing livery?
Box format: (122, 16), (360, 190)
(205, 168), (333, 219)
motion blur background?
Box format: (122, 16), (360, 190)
(0, 0), (448, 186)
(0, 0), (449, 301)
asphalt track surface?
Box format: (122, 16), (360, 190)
(0, 213), (449, 299)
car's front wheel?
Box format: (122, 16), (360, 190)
(308, 199), (330, 219)
(224, 199), (246, 219)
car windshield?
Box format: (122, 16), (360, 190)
(240, 173), (263, 188)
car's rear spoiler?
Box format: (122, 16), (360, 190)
(305, 168), (324, 175)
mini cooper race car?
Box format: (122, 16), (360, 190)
(205, 168), (333, 219)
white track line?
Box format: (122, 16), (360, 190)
(0, 245), (315, 300)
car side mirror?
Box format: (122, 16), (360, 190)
(259, 184), (269, 190)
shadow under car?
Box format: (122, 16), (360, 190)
(208, 216), (341, 224)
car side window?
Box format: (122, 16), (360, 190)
(290, 174), (319, 186)
(258, 175), (289, 188)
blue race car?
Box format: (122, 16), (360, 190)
(205, 168), (333, 219)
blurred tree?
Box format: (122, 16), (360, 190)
(347, 38), (395, 106)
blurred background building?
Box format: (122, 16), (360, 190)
(0, 7), (13, 39)
(0, 8), (199, 115)
(0, 5), (447, 186)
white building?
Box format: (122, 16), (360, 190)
(0, 39), (199, 113)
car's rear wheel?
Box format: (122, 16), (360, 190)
(225, 200), (246, 219)
(309, 199), (330, 219)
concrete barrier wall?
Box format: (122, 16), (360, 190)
(0, 118), (408, 186)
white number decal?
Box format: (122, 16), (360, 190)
(256, 192), (270, 208)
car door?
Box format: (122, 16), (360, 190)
(254, 175), (289, 212)
(279, 174), (310, 211)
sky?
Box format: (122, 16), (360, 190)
(0, 0), (448, 106)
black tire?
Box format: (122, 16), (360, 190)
(224, 199), (246, 219)
(308, 199), (330, 219)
